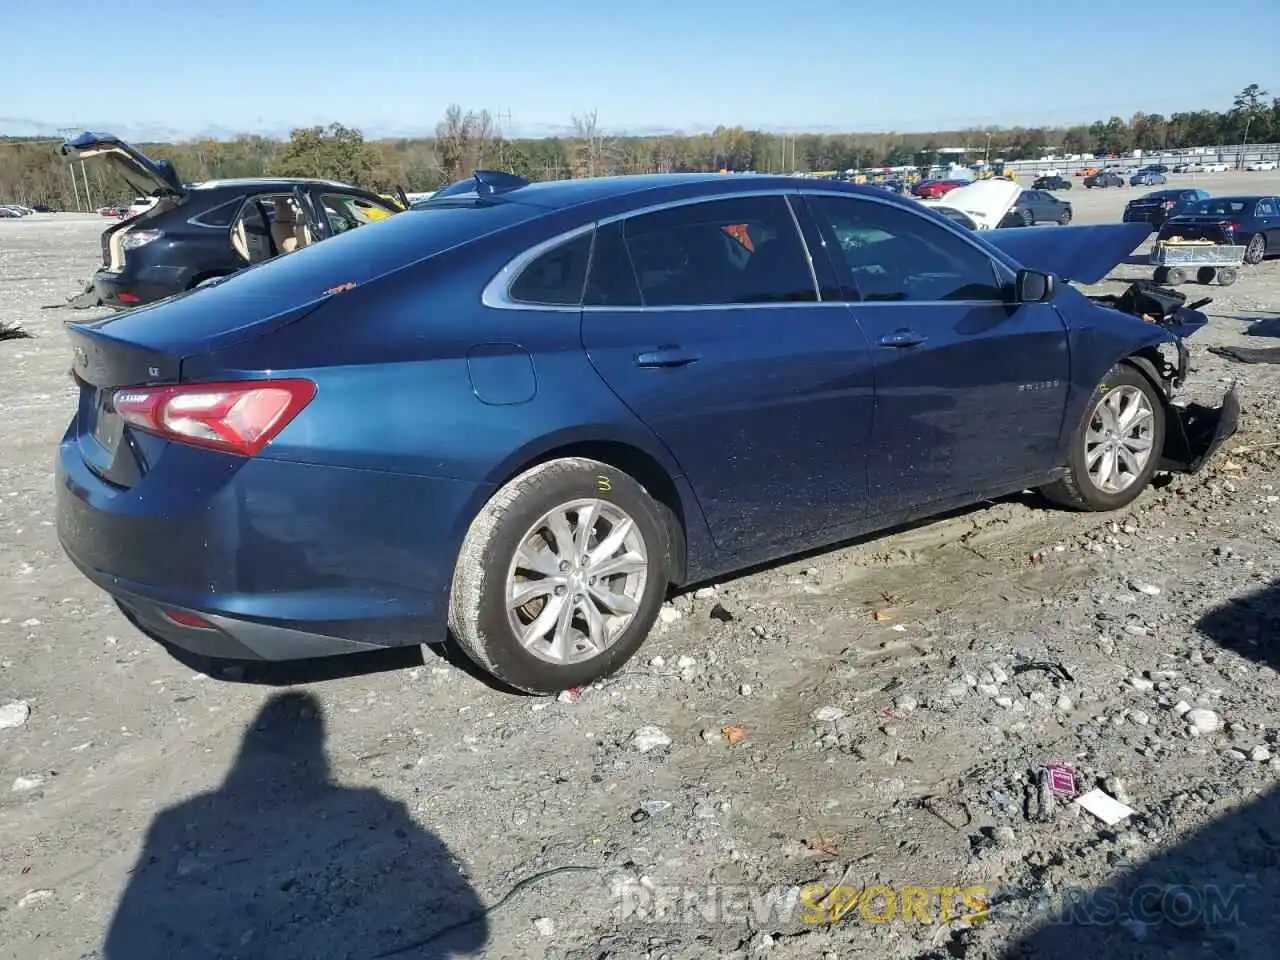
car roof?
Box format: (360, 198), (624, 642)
(1190, 195), (1273, 203)
(475, 173), (744, 208)
(189, 177), (369, 191)
(423, 172), (927, 214)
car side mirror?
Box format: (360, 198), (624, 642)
(1015, 268), (1057, 303)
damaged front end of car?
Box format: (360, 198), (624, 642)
(1089, 279), (1240, 475)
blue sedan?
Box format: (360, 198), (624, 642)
(56, 172), (1238, 693)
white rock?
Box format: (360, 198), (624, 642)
(1251, 745), (1272, 762)
(658, 607), (682, 624)
(1186, 708), (1222, 734)
(1129, 710), (1151, 726)
(629, 726), (672, 753)
(994, 696), (1015, 709)
(977, 683), (1000, 698)
(811, 706), (845, 723)
(649, 656), (666, 667)
(0, 701), (30, 730)
(17, 889), (53, 908)
(739, 684), (753, 696)
(556, 691), (575, 703)
(11, 775), (43, 792)
(1172, 700), (1192, 716)
(944, 682), (969, 699)
(892, 694), (918, 714)
(693, 587), (717, 600)
(532, 916), (556, 936)
(989, 664), (1009, 685)
(1056, 695), (1075, 712)
(1129, 677), (1155, 692)
(1130, 581), (1161, 596)
(676, 655), (697, 669)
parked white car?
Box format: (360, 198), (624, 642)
(1247, 159), (1278, 171)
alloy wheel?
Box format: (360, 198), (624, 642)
(505, 499), (649, 664)
(1085, 385), (1156, 494)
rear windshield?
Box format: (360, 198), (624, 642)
(99, 200), (542, 347)
(178, 201), (537, 309)
(1188, 199), (1251, 216)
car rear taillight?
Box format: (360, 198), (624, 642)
(121, 229), (163, 250)
(112, 379), (316, 456)
(1162, 201), (1175, 209)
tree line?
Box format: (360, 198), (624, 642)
(1, 85), (1276, 209)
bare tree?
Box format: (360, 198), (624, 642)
(434, 105), (497, 182)
(570, 111), (614, 178)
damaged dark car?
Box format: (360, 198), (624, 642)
(59, 132), (403, 308)
(56, 173), (1238, 696)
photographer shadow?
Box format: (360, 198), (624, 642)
(103, 691), (488, 959)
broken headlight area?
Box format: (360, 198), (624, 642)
(1090, 280), (1241, 475)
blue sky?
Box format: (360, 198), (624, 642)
(3, 0), (1277, 141)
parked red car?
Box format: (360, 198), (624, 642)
(913, 179), (970, 200)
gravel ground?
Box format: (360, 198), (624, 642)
(1, 174), (1279, 960)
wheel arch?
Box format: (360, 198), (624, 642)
(481, 430), (697, 585)
(187, 269), (233, 289)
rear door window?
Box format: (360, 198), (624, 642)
(597, 195), (817, 307)
(1255, 199), (1278, 217)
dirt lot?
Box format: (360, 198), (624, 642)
(2, 174), (1279, 960)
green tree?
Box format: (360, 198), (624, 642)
(270, 124), (384, 187)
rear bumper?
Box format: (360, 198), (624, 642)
(92, 266), (188, 308)
(56, 428), (490, 661)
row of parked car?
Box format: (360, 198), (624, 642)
(0, 203), (51, 217)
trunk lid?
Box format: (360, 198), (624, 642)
(59, 132), (185, 198)
(1157, 217), (1234, 243)
(67, 319), (185, 488)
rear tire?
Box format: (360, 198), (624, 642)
(1021, 209), (1035, 227)
(448, 457), (670, 694)
(1196, 266), (1217, 284)
(1165, 266), (1188, 285)
(1244, 233), (1267, 264)
(1040, 364), (1166, 512)
(1152, 267), (1170, 284)
(1058, 208), (1073, 225)
(1217, 266), (1239, 286)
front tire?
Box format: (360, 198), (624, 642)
(1040, 364), (1166, 512)
(448, 457), (670, 693)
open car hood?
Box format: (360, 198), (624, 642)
(921, 179), (1021, 230)
(983, 222), (1151, 284)
(58, 132), (184, 197)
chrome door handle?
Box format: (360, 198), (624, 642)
(878, 330), (928, 348)
(635, 346), (702, 368)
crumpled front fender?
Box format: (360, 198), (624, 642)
(1159, 383), (1241, 474)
